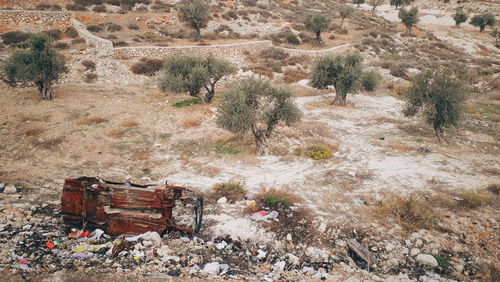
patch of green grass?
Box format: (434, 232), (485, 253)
(214, 145), (241, 155)
(158, 133), (172, 141)
(415, 137), (424, 143)
(432, 254), (451, 268)
(172, 98), (202, 108)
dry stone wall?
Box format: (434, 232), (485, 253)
(112, 41), (274, 59)
(71, 19), (113, 57)
(0, 10), (71, 32)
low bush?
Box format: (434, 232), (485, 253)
(1, 31), (32, 45)
(282, 68), (308, 83)
(130, 57), (163, 75)
(87, 25), (103, 32)
(93, 4), (107, 12)
(36, 4), (53, 10)
(257, 188), (302, 209)
(210, 182), (247, 202)
(113, 40), (128, 46)
(361, 70), (381, 91)
(107, 23), (122, 32)
(172, 98), (202, 108)
(74, 0), (103, 6)
(82, 60), (96, 71)
(374, 194), (435, 231)
(65, 3), (87, 11)
(84, 73), (98, 82)
(304, 144), (332, 160)
(286, 33), (301, 45)
(128, 23), (140, 30)
(71, 38), (85, 44)
(260, 47), (289, 60)
(75, 116), (106, 125)
(43, 29), (62, 40)
(104, 0), (121, 5)
(65, 27), (79, 38)
(54, 42), (69, 49)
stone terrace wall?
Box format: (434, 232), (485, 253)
(0, 10), (71, 32)
(281, 44), (351, 57)
(112, 41), (275, 59)
(71, 19), (113, 57)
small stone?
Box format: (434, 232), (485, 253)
(410, 248), (420, 256)
(286, 234), (292, 241)
(202, 262), (220, 275)
(416, 254), (438, 267)
(386, 243), (396, 251)
(4, 185), (17, 194)
(415, 239), (423, 247)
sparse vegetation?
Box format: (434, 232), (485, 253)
(309, 53), (364, 106)
(216, 77), (301, 155)
(131, 58), (163, 76)
(82, 60), (96, 71)
(1, 31), (32, 46)
(3, 34), (68, 100)
(338, 5), (354, 27)
(368, 0), (384, 14)
(375, 194), (435, 231)
(210, 181), (247, 202)
(361, 70), (381, 91)
(403, 69), (468, 143)
(160, 56), (236, 103)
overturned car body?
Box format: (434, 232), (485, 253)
(61, 177), (203, 235)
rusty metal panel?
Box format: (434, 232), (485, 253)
(61, 177), (203, 235)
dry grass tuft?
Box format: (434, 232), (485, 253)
(17, 125), (45, 137)
(119, 119), (140, 128)
(387, 140), (414, 152)
(291, 85), (328, 97)
(18, 114), (51, 123)
(75, 116), (107, 125)
(293, 121), (333, 138)
(106, 129), (125, 139)
(210, 181), (247, 202)
(180, 115), (203, 128)
(374, 194), (435, 232)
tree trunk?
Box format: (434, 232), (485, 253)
(253, 131), (269, 155)
(204, 83), (216, 103)
(434, 125), (445, 144)
(39, 82), (54, 100)
(479, 25), (485, 32)
(340, 17), (345, 27)
(333, 91), (347, 106)
(316, 31), (323, 44)
(194, 26), (201, 41)
(372, 6), (376, 14)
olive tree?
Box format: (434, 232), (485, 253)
(178, 0), (210, 40)
(304, 13), (331, 44)
(470, 13), (496, 32)
(3, 34), (67, 100)
(452, 10), (468, 27)
(390, 0), (413, 9)
(369, 0), (384, 14)
(309, 53), (363, 106)
(398, 7), (419, 35)
(159, 55), (236, 103)
(403, 69), (467, 143)
(353, 0), (365, 7)
(216, 77), (301, 155)
(338, 5), (354, 27)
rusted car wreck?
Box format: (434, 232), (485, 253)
(61, 177), (203, 235)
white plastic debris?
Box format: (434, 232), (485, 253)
(203, 262), (220, 275)
(256, 249), (267, 259)
(216, 241), (228, 250)
(125, 231), (162, 246)
(250, 211), (279, 222)
(273, 260), (286, 272)
(217, 197), (228, 204)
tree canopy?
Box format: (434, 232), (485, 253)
(3, 34), (67, 100)
(178, 0), (210, 39)
(452, 10), (468, 27)
(403, 69), (468, 143)
(309, 53), (364, 106)
(159, 55), (236, 103)
(398, 7), (419, 35)
(304, 13), (331, 44)
(470, 13), (496, 32)
(216, 77), (301, 155)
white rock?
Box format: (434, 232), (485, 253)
(416, 254), (438, 267)
(217, 197), (228, 204)
(410, 248), (420, 256)
(348, 171), (356, 177)
(286, 234), (292, 241)
(141, 231), (162, 246)
(386, 243), (396, 251)
(4, 185), (17, 194)
(273, 260), (286, 272)
(203, 262), (220, 275)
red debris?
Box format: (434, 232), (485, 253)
(45, 242), (55, 249)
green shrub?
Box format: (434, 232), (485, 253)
(214, 145), (241, 155)
(74, 0), (103, 6)
(286, 33), (301, 45)
(36, 4), (53, 10)
(87, 25), (103, 32)
(54, 42), (69, 49)
(304, 144), (332, 160)
(361, 70), (381, 91)
(259, 188), (302, 209)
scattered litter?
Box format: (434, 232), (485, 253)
(45, 241), (55, 249)
(417, 147), (431, 153)
(251, 211), (279, 222)
(217, 197), (228, 204)
(256, 249), (267, 259)
(354, 198), (368, 205)
(203, 262), (221, 275)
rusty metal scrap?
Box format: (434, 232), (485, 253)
(61, 177), (203, 235)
